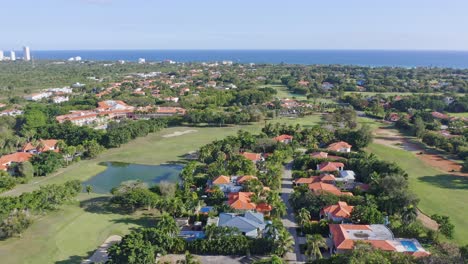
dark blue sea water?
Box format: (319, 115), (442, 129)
(23, 50), (468, 68)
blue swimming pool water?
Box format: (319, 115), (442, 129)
(401, 241), (418, 252)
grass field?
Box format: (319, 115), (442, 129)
(0, 193), (154, 264)
(449, 112), (468, 118)
(367, 143), (468, 245)
(260, 84), (308, 100)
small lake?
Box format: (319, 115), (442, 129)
(83, 162), (183, 194)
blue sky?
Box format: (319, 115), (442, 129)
(1, 0), (467, 50)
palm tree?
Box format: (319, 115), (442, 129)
(204, 224), (217, 240)
(265, 218), (283, 239)
(85, 185), (92, 194)
(297, 208), (311, 228)
(155, 213), (179, 236)
(274, 229), (294, 257)
(305, 234), (327, 260)
(176, 251), (200, 264)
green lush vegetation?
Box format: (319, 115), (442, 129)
(367, 143), (468, 244)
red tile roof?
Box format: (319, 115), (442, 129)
(321, 201), (354, 219)
(228, 192), (272, 212)
(327, 141), (352, 151)
(308, 182), (343, 196)
(241, 152), (261, 162)
(310, 152), (328, 158)
(431, 111), (449, 120)
(330, 224), (397, 251)
(22, 139), (59, 153)
(320, 174), (336, 182)
(273, 134), (293, 142)
(237, 175), (258, 184)
(0, 152), (33, 170)
(295, 177), (318, 184)
(228, 192), (256, 210)
(318, 161), (344, 172)
(212, 175), (231, 185)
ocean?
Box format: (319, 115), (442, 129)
(22, 50), (468, 69)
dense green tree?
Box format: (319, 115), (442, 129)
(30, 151), (64, 176)
(107, 232), (155, 264)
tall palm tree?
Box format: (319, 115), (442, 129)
(274, 229), (294, 257)
(204, 224), (217, 240)
(305, 234), (327, 260)
(297, 208), (311, 228)
(265, 218), (283, 239)
(155, 213), (179, 236)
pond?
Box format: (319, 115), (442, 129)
(83, 162), (183, 194)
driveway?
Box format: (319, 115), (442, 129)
(281, 162), (305, 263)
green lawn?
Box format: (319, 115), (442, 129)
(367, 143), (468, 245)
(260, 84), (308, 100)
(0, 193), (153, 264)
(449, 112), (468, 118)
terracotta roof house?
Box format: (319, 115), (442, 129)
(0, 152), (33, 171)
(294, 174), (336, 186)
(228, 192), (257, 210)
(387, 113), (400, 122)
(317, 161), (345, 172)
(310, 152), (329, 159)
(329, 224), (429, 256)
(210, 175), (242, 193)
(273, 134), (293, 144)
(431, 111), (449, 120)
(212, 175), (231, 185)
(320, 202), (354, 222)
(22, 139), (59, 154)
(96, 100), (134, 112)
(228, 192), (272, 213)
(308, 182), (348, 196)
(237, 175), (258, 184)
(294, 177), (317, 185)
(319, 174), (336, 183)
(241, 152), (262, 163)
(327, 141), (352, 153)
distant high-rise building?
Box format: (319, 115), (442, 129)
(23, 46), (31, 61)
(10, 51), (16, 61)
(0, 50), (4, 61)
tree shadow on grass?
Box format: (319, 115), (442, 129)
(54, 250), (94, 264)
(418, 174), (468, 190)
(80, 196), (128, 215)
(110, 216), (155, 230)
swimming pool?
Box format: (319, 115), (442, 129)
(401, 240), (418, 252)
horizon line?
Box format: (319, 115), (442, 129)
(5, 48), (467, 52)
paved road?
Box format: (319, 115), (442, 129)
(280, 162), (305, 263)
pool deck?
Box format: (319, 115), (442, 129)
(392, 238), (427, 253)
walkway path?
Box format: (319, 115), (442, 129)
(280, 162), (305, 263)
(82, 235), (122, 264)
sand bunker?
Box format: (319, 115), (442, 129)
(162, 130), (197, 138)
